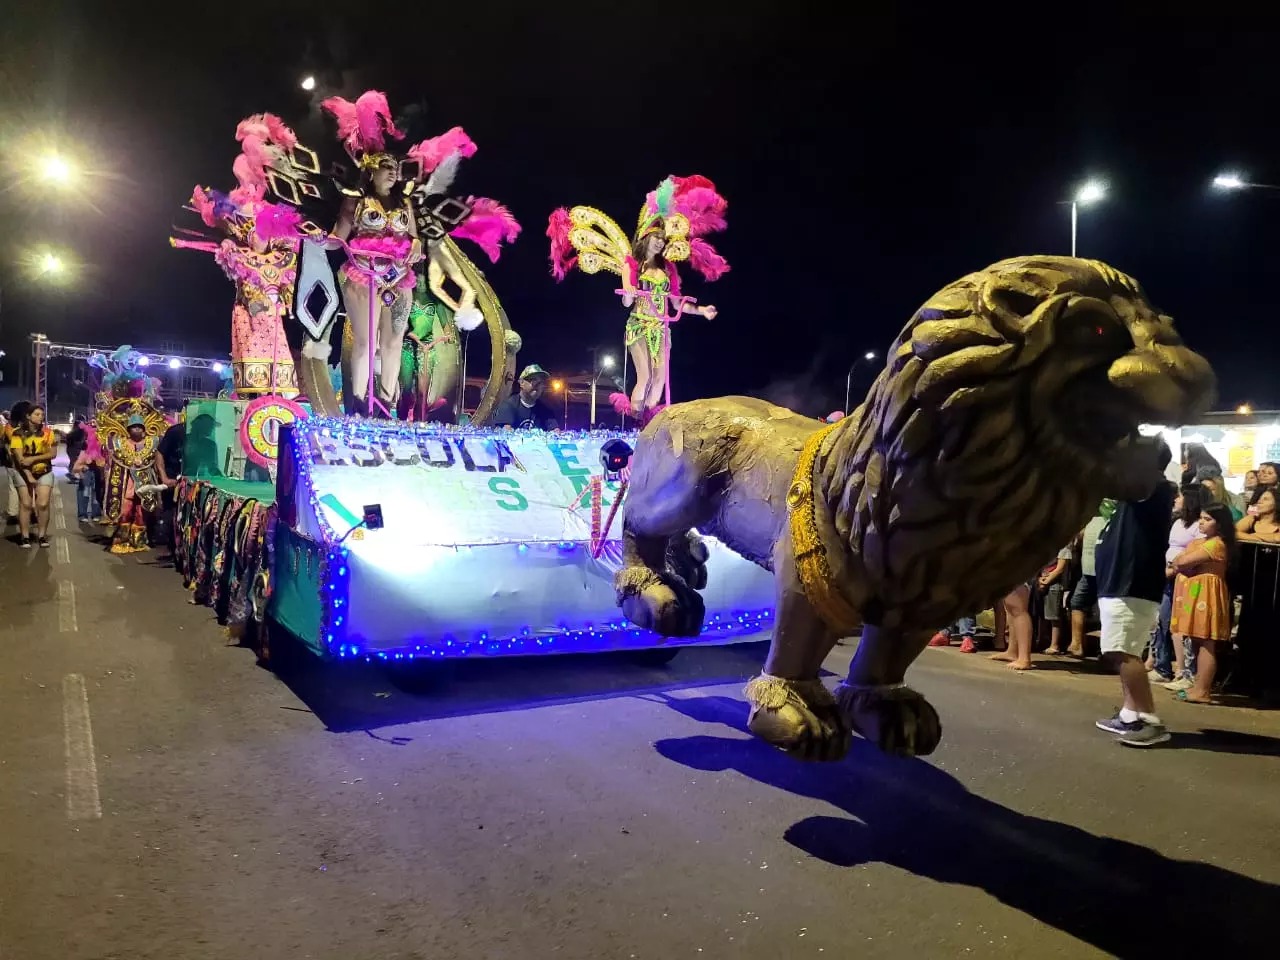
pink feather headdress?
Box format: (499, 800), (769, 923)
(321, 90), (404, 157)
(230, 113), (298, 207)
(253, 203), (304, 244)
(406, 126), (477, 176)
(451, 196), (521, 263)
(650, 174), (731, 281)
(546, 207), (576, 281)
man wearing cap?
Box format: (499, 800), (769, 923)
(491, 365), (560, 431)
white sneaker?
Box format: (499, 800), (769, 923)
(1163, 677), (1193, 692)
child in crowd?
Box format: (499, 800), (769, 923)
(1042, 541), (1076, 655)
(70, 425), (106, 522)
(1169, 503), (1236, 704)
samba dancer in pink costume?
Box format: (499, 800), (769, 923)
(322, 90), (519, 418)
(322, 92), (424, 416)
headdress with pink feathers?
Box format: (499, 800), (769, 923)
(547, 173), (730, 283)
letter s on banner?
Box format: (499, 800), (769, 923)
(489, 476), (528, 511)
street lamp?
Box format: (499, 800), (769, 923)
(844, 350), (878, 416)
(1068, 179), (1107, 257)
(589, 355), (616, 427)
(41, 155), (73, 185)
(300, 75), (317, 92)
(1211, 171), (1280, 193)
(39, 252), (63, 275)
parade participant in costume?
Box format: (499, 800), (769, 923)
(322, 92), (426, 416)
(9, 404), (57, 548)
(102, 412), (173, 554)
(172, 114), (309, 398)
(399, 270), (460, 421)
(548, 175), (729, 421)
(322, 92), (524, 419)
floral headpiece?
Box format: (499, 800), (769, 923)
(634, 175), (730, 280)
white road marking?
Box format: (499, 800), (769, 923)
(57, 580), (78, 633)
(52, 488), (63, 510)
(62, 674), (103, 821)
(55, 538), (70, 565)
(54, 511), (66, 530)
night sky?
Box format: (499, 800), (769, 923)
(2, 5), (1277, 412)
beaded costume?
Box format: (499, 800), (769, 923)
(547, 175), (729, 418)
(171, 114), (313, 399)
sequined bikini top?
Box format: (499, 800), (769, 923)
(354, 196), (412, 238)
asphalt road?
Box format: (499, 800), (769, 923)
(2, 474), (1278, 959)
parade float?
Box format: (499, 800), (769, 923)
(166, 94), (775, 663)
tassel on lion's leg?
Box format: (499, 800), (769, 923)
(745, 525), (851, 762)
(834, 625), (942, 757)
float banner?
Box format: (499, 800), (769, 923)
(298, 423), (631, 546)
(282, 418), (777, 657)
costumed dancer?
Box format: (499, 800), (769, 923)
(171, 114), (309, 398)
(397, 197), (521, 421)
(93, 351), (172, 553)
(548, 175), (729, 421)
(321, 92), (425, 417)
(322, 91), (522, 419)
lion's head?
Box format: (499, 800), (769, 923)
(826, 256), (1216, 629)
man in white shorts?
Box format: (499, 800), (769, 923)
(1092, 444), (1176, 747)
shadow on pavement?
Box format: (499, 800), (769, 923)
(266, 632), (780, 733)
(653, 694), (1277, 957)
(1169, 728), (1280, 757)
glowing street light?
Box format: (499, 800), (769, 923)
(1067, 179), (1107, 258)
(39, 252), (63, 274)
(550, 379), (563, 392)
(41, 154), (73, 185)
(590, 356), (618, 426)
(300, 75), (316, 92)
(845, 350), (879, 416)
(1237, 403), (1253, 415)
(1211, 171), (1280, 193)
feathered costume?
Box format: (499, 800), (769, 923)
(320, 91), (522, 419)
(92, 349), (170, 553)
(170, 113), (311, 398)
(547, 175), (729, 419)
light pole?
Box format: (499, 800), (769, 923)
(844, 351), (877, 416)
(551, 379), (567, 427)
(589, 354), (615, 427)
(1067, 179), (1107, 257)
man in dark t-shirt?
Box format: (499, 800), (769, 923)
(1093, 443), (1175, 747)
(491, 364), (560, 431)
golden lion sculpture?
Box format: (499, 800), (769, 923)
(615, 256), (1216, 760)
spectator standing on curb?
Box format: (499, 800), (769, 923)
(1093, 445), (1176, 747)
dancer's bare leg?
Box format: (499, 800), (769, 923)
(343, 283), (372, 408)
(644, 330), (669, 411)
(628, 340), (652, 415)
(376, 299), (407, 413)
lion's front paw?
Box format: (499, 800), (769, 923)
(744, 675), (851, 762)
(834, 682), (942, 757)
(615, 566), (706, 637)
